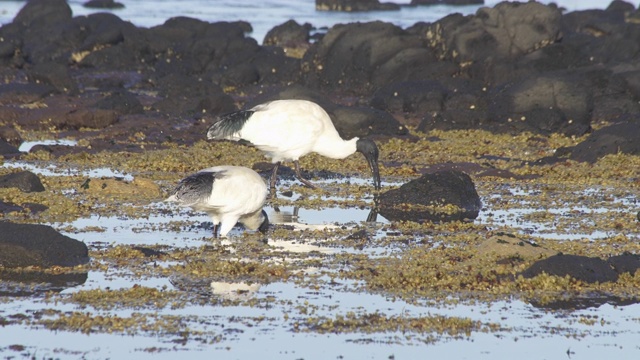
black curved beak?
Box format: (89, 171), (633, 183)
(365, 154), (381, 190)
(258, 210), (270, 234)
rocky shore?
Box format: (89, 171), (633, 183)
(0, 0), (639, 299)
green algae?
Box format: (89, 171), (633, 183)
(2, 125), (640, 343)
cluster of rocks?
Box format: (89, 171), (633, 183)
(0, 0), (637, 157)
(1, 0), (639, 271)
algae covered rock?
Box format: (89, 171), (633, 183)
(377, 170), (481, 222)
(0, 221), (89, 268)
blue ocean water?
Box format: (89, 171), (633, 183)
(0, 0), (637, 43)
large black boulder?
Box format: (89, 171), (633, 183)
(488, 72), (593, 136)
(423, 2), (562, 63)
(521, 252), (640, 284)
(377, 170), (482, 222)
(0, 139), (20, 157)
(263, 20), (311, 47)
(0, 222), (89, 268)
(568, 121), (640, 163)
(0, 171), (45, 192)
(301, 21), (432, 93)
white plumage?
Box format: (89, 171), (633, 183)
(207, 99), (381, 190)
(165, 165), (269, 238)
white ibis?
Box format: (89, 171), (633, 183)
(165, 165), (269, 238)
(206, 99), (381, 190)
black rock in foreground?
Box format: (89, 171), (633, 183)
(0, 221), (89, 268)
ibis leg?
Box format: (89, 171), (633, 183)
(294, 160), (318, 189)
(212, 223), (219, 238)
(269, 162), (281, 190)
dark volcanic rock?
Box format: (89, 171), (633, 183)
(521, 254), (619, 283)
(0, 222), (89, 268)
(332, 106), (408, 138)
(153, 73), (236, 117)
(302, 21), (432, 93)
(371, 80), (447, 115)
(0, 201), (48, 215)
(488, 73), (593, 136)
(61, 108), (119, 130)
(94, 91), (144, 115)
(377, 170), (481, 222)
(8, 0), (79, 65)
(608, 253), (640, 275)
(0, 126), (23, 147)
(568, 121), (640, 162)
(13, 0), (72, 28)
(316, 0), (400, 11)
(0, 83), (56, 105)
(26, 62), (79, 95)
(0, 171), (45, 192)
(0, 139), (20, 157)
(423, 2), (562, 62)
(263, 20), (311, 47)
(84, 0), (125, 9)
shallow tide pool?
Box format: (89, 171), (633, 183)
(1, 150), (640, 359)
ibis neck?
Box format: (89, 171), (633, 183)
(313, 137), (358, 160)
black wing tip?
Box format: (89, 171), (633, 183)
(207, 110), (255, 140)
(173, 171), (220, 202)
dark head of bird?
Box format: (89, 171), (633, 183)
(258, 209), (270, 234)
(356, 138), (381, 190)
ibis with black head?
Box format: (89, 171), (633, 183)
(165, 165), (269, 238)
(206, 99), (381, 190)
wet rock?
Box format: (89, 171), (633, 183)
(13, 0), (72, 28)
(607, 253), (640, 275)
(418, 79), (489, 131)
(26, 62), (79, 95)
(521, 254), (618, 283)
(331, 105), (407, 139)
(560, 6), (640, 65)
(316, 0), (400, 11)
(153, 73), (236, 117)
(263, 20), (311, 48)
(0, 139), (20, 157)
(377, 170), (481, 222)
(371, 80), (447, 115)
(0, 83), (56, 105)
(528, 294), (640, 310)
(475, 233), (556, 262)
(0, 222), (89, 268)
(83, 0), (125, 9)
(568, 121), (640, 162)
(238, 46), (301, 85)
(94, 90), (144, 115)
(302, 21), (429, 93)
(0, 126), (23, 147)
(10, 0), (80, 65)
(0, 201), (48, 215)
(0, 171), (45, 192)
(488, 73), (592, 136)
(73, 12), (138, 62)
(424, 2), (561, 62)
(61, 108), (119, 130)
(0, 201), (24, 214)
